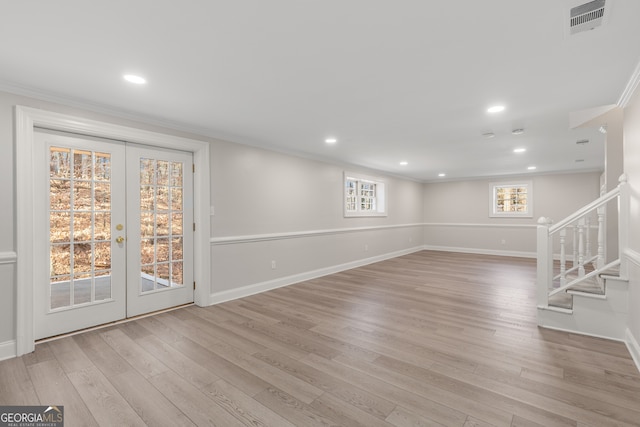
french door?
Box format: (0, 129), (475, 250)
(34, 130), (193, 339)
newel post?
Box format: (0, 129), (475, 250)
(537, 217), (553, 307)
(618, 174), (629, 278)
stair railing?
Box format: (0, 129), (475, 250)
(537, 175), (628, 308)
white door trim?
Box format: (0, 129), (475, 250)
(15, 105), (211, 356)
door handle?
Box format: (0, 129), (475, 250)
(115, 236), (125, 244)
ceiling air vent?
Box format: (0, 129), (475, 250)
(570, 0), (606, 35)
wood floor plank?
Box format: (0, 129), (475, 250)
(67, 366), (146, 426)
(169, 337), (271, 397)
(305, 353), (486, 426)
(201, 379), (297, 427)
(99, 328), (169, 379)
(254, 386), (341, 427)
(1, 250), (638, 426)
(27, 358), (98, 427)
(108, 369), (195, 427)
(385, 405), (448, 427)
(148, 370), (245, 427)
(72, 331), (131, 378)
(136, 334), (219, 390)
(253, 348), (396, 419)
(309, 391), (396, 427)
(0, 356), (39, 405)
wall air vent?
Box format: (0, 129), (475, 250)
(570, 0), (606, 35)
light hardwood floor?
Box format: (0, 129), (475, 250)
(1, 250), (639, 426)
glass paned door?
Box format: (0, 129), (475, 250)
(126, 145), (194, 317)
(49, 147), (114, 309)
(35, 130), (126, 340)
(34, 131), (194, 340)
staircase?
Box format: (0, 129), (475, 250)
(536, 176), (630, 340)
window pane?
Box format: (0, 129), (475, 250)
(157, 238), (170, 262)
(95, 272), (111, 301)
(94, 153), (111, 181)
(140, 159), (155, 185)
(94, 242), (111, 270)
(50, 179), (71, 210)
(73, 181), (92, 211)
(51, 212), (71, 243)
(73, 150), (93, 180)
(73, 274), (92, 305)
(172, 237), (183, 260)
(94, 183), (111, 210)
(73, 243), (92, 273)
(73, 212), (92, 241)
(171, 262), (183, 286)
(94, 212), (111, 240)
(171, 162), (183, 187)
(171, 187), (182, 211)
(156, 160), (169, 186)
(141, 238), (155, 265)
(50, 244), (71, 276)
(50, 147), (71, 179)
(51, 278), (71, 310)
(140, 185), (154, 211)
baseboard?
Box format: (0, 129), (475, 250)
(210, 246), (424, 305)
(537, 323), (626, 343)
(0, 340), (16, 361)
(422, 245), (536, 259)
(626, 328), (640, 374)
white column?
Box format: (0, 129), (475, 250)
(559, 228), (567, 287)
(537, 217), (553, 308)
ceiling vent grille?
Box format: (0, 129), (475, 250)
(570, 0), (606, 34)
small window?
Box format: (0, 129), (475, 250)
(490, 181), (532, 217)
(344, 172), (386, 217)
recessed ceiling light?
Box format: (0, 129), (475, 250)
(400, 161), (408, 166)
(487, 105), (505, 113)
(513, 148), (526, 153)
(575, 159), (585, 163)
(512, 128), (525, 135)
(528, 166), (537, 170)
(482, 132), (495, 139)
(438, 173), (446, 177)
(598, 126), (607, 134)
(123, 74), (146, 85)
(325, 138), (337, 144)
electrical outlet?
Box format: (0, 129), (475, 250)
(271, 260), (276, 269)
(501, 239), (506, 245)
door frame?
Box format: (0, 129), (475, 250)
(15, 105), (211, 356)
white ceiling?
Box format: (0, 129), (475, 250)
(2, 0), (639, 182)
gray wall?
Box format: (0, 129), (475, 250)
(422, 173), (601, 255)
(209, 141), (425, 295)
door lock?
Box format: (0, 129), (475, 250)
(115, 236), (125, 244)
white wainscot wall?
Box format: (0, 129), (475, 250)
(423, 223), (538, 258)
(0, 252), (17, 360)
(209, 224), (425, 303)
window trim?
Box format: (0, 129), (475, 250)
(489, 181), (533, 218)
(343, 172), (387, 217)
